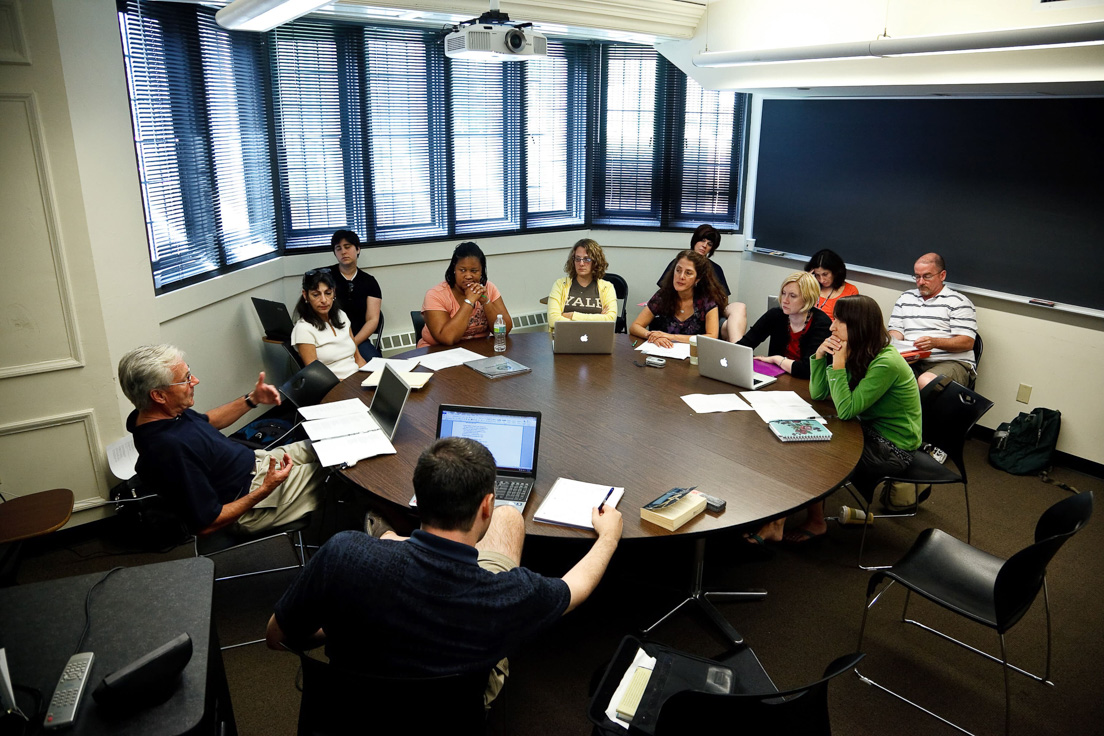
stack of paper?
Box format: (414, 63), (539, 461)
(635, 342), (691, 360)
(533, 478), (624, 530)
(359, 357), (420, 373)
(299, 399), (396, 467)
(417, 347), (483, 371)
(361, 370), (431, 389)
(739, 390), (824, 424)
(680, 393), (753, 414)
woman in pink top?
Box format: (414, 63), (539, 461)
(419, 241), (513, 347)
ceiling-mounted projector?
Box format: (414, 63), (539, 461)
(444, 1), (547, 61)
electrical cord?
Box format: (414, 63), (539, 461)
(73, 567), (125, 656)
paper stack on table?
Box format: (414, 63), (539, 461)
(635, 342), (691, 360)
(739, 390), (824, 423)
(417, 347), (483, 371)
(299, 399), (396, 467)
(359, 357), (420, 373)
(680, 393), (753, 414)
(361, 370), (431, 389)
(533, 478), (624, 530)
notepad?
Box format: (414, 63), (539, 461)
(768, 419), (832, 442)
(533, 478), (624, 530)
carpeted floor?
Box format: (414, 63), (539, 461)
(13, 438), (1104, 735)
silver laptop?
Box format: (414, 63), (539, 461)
(436, 405), (542, 511)
(697, 337), (778, 390)
(368, 363), (412, 440)
(552, 320), (615, 354)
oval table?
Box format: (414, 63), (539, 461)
(327, 331), (863, 644)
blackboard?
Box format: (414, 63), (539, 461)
(753, 98), (1104, 312)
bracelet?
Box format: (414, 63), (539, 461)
(244, 393), (257, 409)
(463, 298), (474, 306)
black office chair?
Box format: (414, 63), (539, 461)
(604, 273), (629, 334)
(411, 310), (426, 343)
(969, 330), (983, 389)
(290, 647), (488, 735)
(372, 311), (385, 352)
(589, 635), (861, 735)
(856, 491), (1093, 736)
(842, 380), (994, 569)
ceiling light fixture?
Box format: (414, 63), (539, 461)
(694, 19), (1104, 67)
(215, 0), (334, 32)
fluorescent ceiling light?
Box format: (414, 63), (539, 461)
(694, 19), (1104, 67)
(216, 0), (335, 32)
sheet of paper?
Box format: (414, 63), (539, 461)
(359, 357), (420, 373)
(107, 435), (138, 480)
(604, 647), (658, 729)
(890, 339), (915, 352)
(361, 370), (432, 389)
(418, 347), (484, 371)
(303, 412), (380, 442)
(297, 398), (369, 421)
(533, 478), (624, 530)
(311, 431), (395, 467)
(680, 393), (753, 414)
(739, 390), (824, 423)
(636, 342), (691, 360)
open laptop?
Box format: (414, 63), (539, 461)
(252, 297), (295, 341)
(697, 337), (778, 390)
(365, 364), (413, 441)
(436, 405), (542, 510)
(552, 320), (615, 354)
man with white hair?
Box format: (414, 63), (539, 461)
(119, 344), (323, 535)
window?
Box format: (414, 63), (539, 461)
(119, 6), (747, 293)
(120, 2), (275, 290)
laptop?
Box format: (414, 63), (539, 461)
(552, 320), (615, 354)
(436, 405), (542, 511)
(697, 337), (778, 390)
(252, 297), (295, 341)
(365, 364), (413, 441)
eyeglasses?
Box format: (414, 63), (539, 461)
(573, 256), (593, 264)
(914, 273), (939, 282)
(164, 371), (195, 388)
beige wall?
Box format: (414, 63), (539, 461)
(2, 0), (1100, 529)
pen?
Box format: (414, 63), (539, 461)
(598, 487), (615, 512)
(632, 340), (639, 348)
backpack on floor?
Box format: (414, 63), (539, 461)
(988, 407), (1061, 476)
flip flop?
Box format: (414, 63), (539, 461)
(782, 528), (825, 544)
(743, 533), (767, 546)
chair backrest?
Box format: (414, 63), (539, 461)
(372, 311), (386, 350)
(994, 491), (1093, 632)
(972, 330), (983, 373)
(921, 380), (994, 483)
(604, 273), (629, 334)
(279, 360), (340, 408)
(296, 652), (486, 736)
(653, 652), (863, 735)
(411, 310), (426, 343)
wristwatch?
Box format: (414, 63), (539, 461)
(243, 393), (257, 408)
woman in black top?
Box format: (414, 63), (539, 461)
(736, 271), (830, 379)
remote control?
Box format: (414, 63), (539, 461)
(44, 652), (94, 730)
(695, 491), (726, 513)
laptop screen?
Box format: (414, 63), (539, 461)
(369, 364), (411, 440)
(437, 406), (541, 475)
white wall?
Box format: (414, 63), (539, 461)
(4, 0), (1101, 530)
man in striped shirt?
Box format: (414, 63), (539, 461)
(888, 253), (977, 390)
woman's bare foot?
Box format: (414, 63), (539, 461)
(744, 518), (785, 544)
(782, 519), (828, 544)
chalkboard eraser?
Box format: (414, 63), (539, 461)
(767, 250), (785, 256)
(1029, 299), (1056, 307)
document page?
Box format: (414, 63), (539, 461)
(418, 347), (484, 371)
(359, 357), (420, 373)
(303, 412), (380, 442)
(298, 398), (369, 421)
(680, 393), (753, 414)
(636, 342), (691, 360)
(534, 478), (624, 530)
(361, 370), (432, 389)
(739, 390), (824, 423)
(311, 431), (396, 467)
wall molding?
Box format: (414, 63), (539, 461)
(0, 92), (83, 378)
(0, 0), (31, 65)
(0, 409), (108, 504)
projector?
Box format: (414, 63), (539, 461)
(445, 15), (547, 61)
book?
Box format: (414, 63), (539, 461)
(767, 419), (833, 442)
(615, 666), (653, 722)
(464, 356), (531, 379)
(640, 489), (708, 531)
(533, 478), (624, 530)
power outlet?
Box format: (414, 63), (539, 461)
(1016, 383), (1032, 404)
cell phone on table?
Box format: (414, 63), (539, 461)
(645, 356), (666, 368)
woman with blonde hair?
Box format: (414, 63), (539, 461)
(736, 271), (830, 378)
(547, 239), (617, 326)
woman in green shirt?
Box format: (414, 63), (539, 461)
(795, 294), (921, 541)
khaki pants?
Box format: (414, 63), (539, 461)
(477, 549), (517, 707)
(236, 441), (323, 533)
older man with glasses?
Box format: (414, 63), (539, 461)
(888, 252), (978, 390)
(119, 345), (323, 536)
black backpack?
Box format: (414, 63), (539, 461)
(988, 408), (1061, 476)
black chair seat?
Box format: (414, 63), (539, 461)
(896, 450), (962, 485)
(875, 528), (1004, 628)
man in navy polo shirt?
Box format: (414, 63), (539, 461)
(266, 437), (623, 704)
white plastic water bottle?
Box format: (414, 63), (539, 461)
(493, 314), (506, 352)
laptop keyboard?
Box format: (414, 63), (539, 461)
(495, 479), (529, 502)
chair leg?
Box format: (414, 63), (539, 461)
(901, 589), (912, 622)
(1000, 633), (1011, 736)
(857, 579), (895, 651)
(1042, 578), (1052, 682)
(901, 617), (1055, 685)
(963, 482), (972, 544)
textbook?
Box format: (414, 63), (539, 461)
(640, 488), (708, 531)
(464, 356), (531, 379)
(767, 419), (832, 442)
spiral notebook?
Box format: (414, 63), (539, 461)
(767, 419), (832, 442)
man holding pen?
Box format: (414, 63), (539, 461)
(267, 436), (623, 707)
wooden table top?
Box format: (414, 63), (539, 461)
(0, 487), (74, 545)
(328, 333), (862, 540)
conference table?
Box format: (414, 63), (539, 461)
(328, 331), (862, 643)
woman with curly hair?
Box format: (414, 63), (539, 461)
(630, 250), (727, 348)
